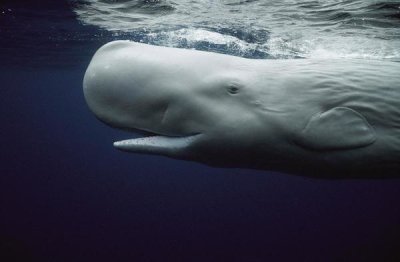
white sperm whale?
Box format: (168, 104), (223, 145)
(83, 41), (400, 178)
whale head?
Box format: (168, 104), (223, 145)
(83, 41), (273, 165)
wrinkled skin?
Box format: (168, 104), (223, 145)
(83, 41), (400, 178)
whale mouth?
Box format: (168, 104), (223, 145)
(113, 132), (202, 156)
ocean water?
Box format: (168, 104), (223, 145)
(1, 0), (400, 261)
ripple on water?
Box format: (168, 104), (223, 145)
(1, 0), (399, 68)
(73, 0), (400, 60)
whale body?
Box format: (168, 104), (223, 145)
(83, 41), (400, 178)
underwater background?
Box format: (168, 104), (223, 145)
(1, 0), (400, 261)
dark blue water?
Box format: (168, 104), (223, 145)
(1, 1), (400, 261)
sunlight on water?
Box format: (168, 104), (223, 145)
(74, 0), (400, 60)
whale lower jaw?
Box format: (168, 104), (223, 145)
(113, 134), (202, 156)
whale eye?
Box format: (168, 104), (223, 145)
(227, 84), (240, 95)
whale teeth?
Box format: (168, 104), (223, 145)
(113, 135), (201, 156)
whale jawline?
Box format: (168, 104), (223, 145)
(113, 134), (202, 156)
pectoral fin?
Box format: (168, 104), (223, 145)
(294, 107), (376, 151)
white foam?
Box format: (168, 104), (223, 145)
(74, 0), (400, 60)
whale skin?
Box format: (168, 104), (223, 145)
(83, 41), (400, 178)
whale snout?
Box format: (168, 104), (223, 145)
(83, 41), (213, 157)
(83, 41), (200, 137)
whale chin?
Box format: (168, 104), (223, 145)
(113, 132), (202, 157)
